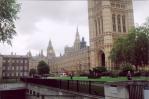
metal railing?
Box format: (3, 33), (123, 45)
(20, 78), (105, 97)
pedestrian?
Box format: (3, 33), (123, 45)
(70, 73), (73, 80)
(127, 71), (132, 80)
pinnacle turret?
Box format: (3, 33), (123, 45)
(27, 50), (32, 57)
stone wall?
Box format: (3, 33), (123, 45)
(104, 85), (129, 99)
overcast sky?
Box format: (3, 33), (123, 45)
(0, 0), (149, 56)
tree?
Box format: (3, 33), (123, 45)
(37, 60), (49, 75)
(110, 37), (128, 65)
(29, 68), (36, 77)
(110, 18), (149, 69)
(0, 0), (20, 44)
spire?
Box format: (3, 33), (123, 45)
(76, 26), (79, 34)
(48, 40), (52, 48)
(28, 50), (32, 57)
(74, 26), (81, 50)
(41, 49), (44, 57)
(75, 26), (80, 41)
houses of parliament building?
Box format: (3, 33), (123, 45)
(0, 0), (134, 78)
(49, 0), (134, 74)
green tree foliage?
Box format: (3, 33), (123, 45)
(119, 63), (135, 76)
(0, 0), (20, 44)
(29, 68), (36, 76)
(121, 63), (134, 73)
(37, 60), (49, 75)
(110, 18), (149, 69)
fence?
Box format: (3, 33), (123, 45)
(20, 78), (105, 97)
(21, 78), (149, 99)
(128, 81), (149, 99)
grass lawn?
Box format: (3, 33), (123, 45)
(52, 76), (149, 83)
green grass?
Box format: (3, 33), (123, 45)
(51, 76), (149, 83)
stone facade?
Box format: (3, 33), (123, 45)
(0, 51), (49, 79)
(51, 28), (90, 74)
(0, 0), (135, 77)
(28, 56), (48, 70)
(33, 0), (134, 73)
(0, 55), (29, 79)
(88, 0), (134, 69)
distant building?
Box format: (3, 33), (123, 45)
(52, 28), (90, 74)
(0, 0), (135, 78)
(0, 55), (29, 79)
(27, 50), (48, 71)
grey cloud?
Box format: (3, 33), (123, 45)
(3, 0), (148, 56)
(16, 1), (88, 35)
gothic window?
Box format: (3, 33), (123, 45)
(3, 66), (5, 70)
(117, 15), (121, 32)
(116, 4), (120, 8)
(98, 18), (101, 34)
(111, 3), (115, 7)
(101, 17), (103, 33)
(20, 66), (23, 70)
(16, 72), (18, 76)
(3, 73), (5, 76)
(112, 14), (116, 32)
(8, 66), (10, 70)
(12, 66), (14, 70)
(122, 15), (126, 32)
(94, 20), (98, 36)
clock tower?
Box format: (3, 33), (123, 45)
(47, 40), (55, 59)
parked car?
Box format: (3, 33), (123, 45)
(59, 73), (67, 77)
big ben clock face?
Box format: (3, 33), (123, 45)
(49, 49), (53, 53)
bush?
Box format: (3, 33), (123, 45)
(133, 71), (149, 77)
(88, 66), (107, 78)
(121, 63), (134, 72)
(101, 71), (112, 76)
(93, 66), (107, 73)
(109, 71), (119, 78)
(119, 63), (134, 76)
(88, 69), (102, 78)
(80, 73), (89, 77)
(88, 73), (101, 79)
(133, 71), (141, 77)
(140, 71), (149, 77)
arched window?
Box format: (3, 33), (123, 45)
(122, 15), (126, 32)
(101, 17), (103, 33)
(117, 15), (121, 32)
(112, 14), (116, 32)
(98, 18), (101, 34)
(95, 20), (98, 36)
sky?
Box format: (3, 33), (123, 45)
(0, 0), (149, 56)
